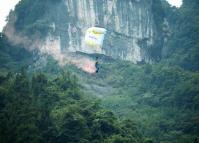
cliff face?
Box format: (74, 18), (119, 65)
(5, 0), (167, 63)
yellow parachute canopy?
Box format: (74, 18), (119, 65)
(85, 27), (107, 50)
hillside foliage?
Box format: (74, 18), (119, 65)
(0, 0), (199, 143)
(0, 69), (143, 143)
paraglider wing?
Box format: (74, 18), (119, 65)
(83, 27), (107, 73)
(85, 27), (107, 49)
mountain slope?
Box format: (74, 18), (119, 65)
(163, 0), (199, 71)
(0, 0), (199, 143)
(4, 0), (167, 63)
(0, 71), (143, 143)
(0, 33), (33, 74)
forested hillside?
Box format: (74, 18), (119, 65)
(96, 61), (199, 143)
(0, 0), (199, 143)
(163, 0), (199, 71)
(0, 70), (143, 143)
(0, 34), (33, 74)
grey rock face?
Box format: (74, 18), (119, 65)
(55, 0), (165, 63)
(7, 0), (166, 63)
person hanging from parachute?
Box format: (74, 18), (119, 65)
(95, 56), (99, 73)
(83, 0), (116, 73)
(84, 27), (107, 73)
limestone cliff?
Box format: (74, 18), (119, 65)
(4, 0), (167, 63)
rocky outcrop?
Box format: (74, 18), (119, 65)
(60, 0), (165, 63)
(5, 0), (167, 63)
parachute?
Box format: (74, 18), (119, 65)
(84, 27), (107, 73)
(85, 27), (107, 52)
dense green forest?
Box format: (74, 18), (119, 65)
(163, 0), (199, 71)
(96, 62), (199, 143)
(0, 0), (199, 143)
(0, 70), (143, 143)
(0, 34), (33, 74)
